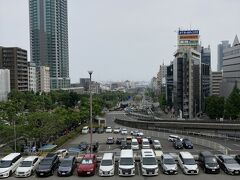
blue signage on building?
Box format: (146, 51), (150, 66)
(178, 30), (199, 35)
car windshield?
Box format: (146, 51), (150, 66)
(163, 158), (176, 165)
(60, 160), (72, 167)
(154, 141), (160, 145)
(101, 160), (112, 166)
(40, 159), (52, 165)
(0, 160), (12, 168)
(183, 158), (196, 165)
(205, 157), (217, 164)
(142, 157), (157, 165)
(132, 141), (138, 145)
(143, 141), (149, 145)
(120, 158), (133, 165)
(82, 159), (93, 164)
(225, 158), (237, 164)
(19, 161), (32, 167)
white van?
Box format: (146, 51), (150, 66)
(141, 149), (158, 176)
(81, 126), (89, 134)
(131, 139), (139, 150)
(99, 153), (115, 176)
(178, 151), (199, 175)
(0, 153), (23, 178)
(118, 149), (135, 176)
(142, 138), (150, 149)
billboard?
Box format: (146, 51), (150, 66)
(178, 30), (199, 46)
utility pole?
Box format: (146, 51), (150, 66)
(88, 71), (93, 154)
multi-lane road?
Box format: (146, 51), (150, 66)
(6, 111), (240, 180)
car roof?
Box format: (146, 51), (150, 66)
(220, 154), (233, 159)
(2, 153), (21, 160)
(107, 137), (114, 139)
(141, 149), (155, 157)
(132, 139), (138, 142)
(154, 140), (160, 142)
(23, 156), (39, 161)
(62, 156), (75, 161)
(142, 138), (149, 141)
(200, 151), (213, 157)
(83, 154), (95, 159)
(45, 153), (57, 158)
(163, 154), (174, 159)
(179, 151), (194, 158)
(120, 149), (133, 157)
(102, 153), (113, 160)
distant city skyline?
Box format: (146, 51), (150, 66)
(0, 0), (240, 82)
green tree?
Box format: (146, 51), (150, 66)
(206, 96), (225, 119)
(224, 86), (240, 120)
(159, 93), (167, 110)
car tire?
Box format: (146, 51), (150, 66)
(9, 170), (12, 177)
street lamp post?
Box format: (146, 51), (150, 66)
(88, 71), (93, 154)
(13, 119), (16, 152)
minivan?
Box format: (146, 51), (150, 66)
(0, 153), (23, 178)
(82, 126), (89, 134)
(198, 151), (220, 174)
(178, 151), (199, 175)
(99, 153), (115, 176)
(118, 149), (135, 176)
(141, 149), (158, 176)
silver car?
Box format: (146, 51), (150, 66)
(160, 154), (178, 175)
(153, 140), (162, 149)
(216, 155), (240, 175)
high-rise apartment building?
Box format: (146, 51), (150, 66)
(156, 64), (167, 95)
(28, 62), (37, 92)
(221, 35), (240, 97)
(211, 71), (222, 96)
(37, 66), (50, 93)
(29, 0), (70, 90)
(0, 47), (28, 91)
(217, 41), (230, 71)
(0, 69), (10, 101)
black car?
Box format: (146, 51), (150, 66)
(36, 153), (59, 177)
(198, 151), (220, 174)
(90, 128), (96, 133)
(98, 128), (104, 134)
(79, 141), (88, 151)
(57, 156), (76, 176)
(106, 137), (115, 144)
(91, 141), (99, 152)
(173, 139), (183, 149)
(182, 138), (193, 149)
(116, 137), (124, 144)
(146, 136), (153, 144)
(235, 155), (240, 164)
(120, 139), (128, 149)
(217, 154), (240, 175)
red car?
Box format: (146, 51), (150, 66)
(136, 136), (142, 144)
(77, 154), (97, 176)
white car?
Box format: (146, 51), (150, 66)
(82, 126), (89, 134)
(113, 127), (121, 133)
(142, 138), (150, 149)
(106, 127), (113, 133)
(15, 156), (41, 177)
(137, 132), (144, 136)
(121, 128), (128, 135)
(0, 153), (23, 178)
(55, 149), (68, 159)
(153, 140), (162, 149)
(99, 153), (115, 176)
(168, 135), (181, 142)
(178, 152), (199, 175)
(131, 139), (139, 150)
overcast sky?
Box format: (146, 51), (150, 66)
(0, 0), (239, 83)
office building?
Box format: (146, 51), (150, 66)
(156, 63), (167, 95)
(201, 46), (211, 111)
(0, 47), (28, 91)
(211, 71), (223, 96)
(173, 48), (201, 119)
(37, 66), (50, 93)
(221, 35), (240, 97)
(0, 69), (10, 101)
(28, 62), (37, 92)
(29, 0), (70, 90)
(217, 41), (230, 71)
(166, 63), (173, 107)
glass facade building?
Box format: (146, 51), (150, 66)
(29, 0), (70, 89)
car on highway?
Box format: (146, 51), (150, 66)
(216, 154), (240, 175)
(57, 156), (76, 176)
(168, 135), (181, 142)
(153, 140), (162, 149)
(173, 139), (183, 149)
(36, 153), (59, 177)
(178, 151), (199, 175)
(77, 154), (97, 176)
(99, 153), (115, 176)
(182, 138), (193, 149)
(79, 142), (89, 151)
(121, 128), (128, 135)
(160, 154), (178, 175)
(131, 139), (139, 150)
(141, 149), (158, 176)
(0, 153), (23, 178)
(198, 151), (220, 174)
(15, 156), (41, 177)
(113, 127), (121, 133)
(106, 127), (113, 133)
(116, 137), (124, 144)
(82, 126), (89, 134)
(142, 138), (150, 149)
(106, 137), (115, 144)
